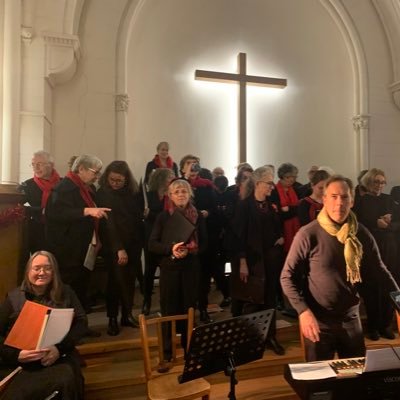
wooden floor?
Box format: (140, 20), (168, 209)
(78, 285), (400, 400)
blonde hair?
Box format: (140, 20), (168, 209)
(168, 179), (193, 198)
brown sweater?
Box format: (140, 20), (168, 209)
(280, 220), (399, 321)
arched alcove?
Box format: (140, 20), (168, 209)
(116, 0), (368, 181)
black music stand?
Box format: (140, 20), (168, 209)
(179, 309), (274, 400)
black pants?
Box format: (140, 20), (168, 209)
(59, 265), (91, 311)
(105, 245), (143, 318)
(304, 310), (365, 362)
(142, 246), (160, 305)
(159, 255), (199, 360)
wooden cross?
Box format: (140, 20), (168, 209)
(195, 52), (287, 162)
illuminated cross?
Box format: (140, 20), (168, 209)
(195, 52), (287, 162)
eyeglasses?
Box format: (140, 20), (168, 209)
(259, 181), (275, 187)
(31, 264), (53, 273)
(88, 168), (101, 176)
(31, 162), (48, 168)
(373, 180), (386, 185)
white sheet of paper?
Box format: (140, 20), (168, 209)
(364, 347), (400, 372)
(38, 308), (74, 349)
(289, 361), (337, 380)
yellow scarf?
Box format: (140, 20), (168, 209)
(317, 207), (363, 284)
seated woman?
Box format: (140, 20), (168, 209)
(149, 179), (207, 361)
(0, 251), (87, 400)
(297, 169), (330, 226)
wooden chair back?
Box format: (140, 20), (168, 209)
(139, 308), (195, 381)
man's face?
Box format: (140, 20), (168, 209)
(323, 181), (354, 224)
(31, 155), (53, 179)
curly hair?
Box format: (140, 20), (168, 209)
(98, 160), (139, 194)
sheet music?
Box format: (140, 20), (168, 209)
(364, 347), (400, 372)
(289, 361), (337, 380)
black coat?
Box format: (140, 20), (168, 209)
(96, 186), (144, 255)
(45, 178), (95, 268)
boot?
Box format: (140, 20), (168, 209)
(121, 313), (139, 328)
(142, 299), (151, 316)
(107, 317), (120, 336)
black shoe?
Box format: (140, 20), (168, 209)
(368, 330), (380, 341)
(199, 310), (213, 323)
(220, 297), (232, 308)
(142, 301), (151, 316)
(379, 327), (395, 340)
(121, 314), (139, 328)
(84, 327), (101, 338)
(107, 317), (120, 336)
(265, 338), (285, 356)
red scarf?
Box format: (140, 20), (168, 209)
(153, 154), (174, 169)
(33, 169), (61, 209)
(66, 171), (99, 241)
(276, 181), (300, 252)
(189, 176), (214, 189)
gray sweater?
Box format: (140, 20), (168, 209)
(280, 220), (399, 321)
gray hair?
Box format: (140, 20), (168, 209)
(242, 166), (274, 198)
(71, 154), (102, 173)
(277, 162), (298, 179)
(33, 150), (54, 164)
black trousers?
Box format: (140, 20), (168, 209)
(159, 255), (199, 360)
(304, 310), (365, 362)
(105, 245), (143, 318)
(59, 265), (91, 311)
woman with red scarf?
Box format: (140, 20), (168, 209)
(144, 141), (178, 185)
(269, 163), (301, 314)
(19, 151), (60, 254)
(45, 155), (110, 314)
(149, 179), (206, 363)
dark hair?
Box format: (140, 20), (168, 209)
(324, 175), (354, 196)
(214, 175), (229, 192)
(99, 160), (139, 194)
(277, 163), (298, 179)
(235, 165), (253, 185)
(179, 154), (200, 174)
(22, 251), (64, 305)
(311, 170), (330, 186)
(199, 168), (213, 181)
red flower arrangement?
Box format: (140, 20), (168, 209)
(0, 205), (25, 228)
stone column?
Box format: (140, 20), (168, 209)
(352, 114), (370, 171)
(115, 93), (130, 160)
(1, 0), (21, 182)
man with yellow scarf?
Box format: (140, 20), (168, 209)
(280, 175), (399, 362)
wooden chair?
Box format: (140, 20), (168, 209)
(396, 311), (400, 336)
(139, 308), (211, 400)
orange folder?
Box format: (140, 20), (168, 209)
(5, 301), (53, 350)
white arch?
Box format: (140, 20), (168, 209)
(115, 0), (370, 169)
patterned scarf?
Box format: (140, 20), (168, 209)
(33, 169), (61, 209)
(317, 207), (363, 284)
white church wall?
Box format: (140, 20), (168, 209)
(48, 0), (400, 186)
(126, 0), (354, 183)
(52, 0), (127, 175)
